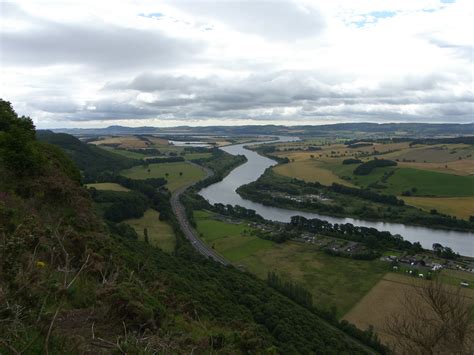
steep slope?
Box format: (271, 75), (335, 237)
(37, 130), (136, 181)
(1, 100), (376, 353)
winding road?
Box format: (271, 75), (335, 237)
(170, 163), (229, 265)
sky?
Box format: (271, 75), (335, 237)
(0, 0), (473, 128)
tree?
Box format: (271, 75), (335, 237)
(384, 279), (473, 354)
(179, 171), (183, 176)
(0, 99), (42, 176)
(144, 227), (149, 244)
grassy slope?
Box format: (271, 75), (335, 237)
(126, 209), (176, 253)
(121, 162), (206, 192)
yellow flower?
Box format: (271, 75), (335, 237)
(36, 261), (46, 268)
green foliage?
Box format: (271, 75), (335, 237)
(37, 130), (137, 182)
(342, 158), (362, 165)
(0, 99), (42, 176)
(90, 189), (148, 222)
(353, 159), (397, 175)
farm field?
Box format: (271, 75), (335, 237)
(439, 268), (474, 289)
(392, 144), (474, 163)
(271, 140), (474, 201)
(194, 210), (387, 316)
(194, 210), (272, 261)
(125, 209), (175, 253)
(182, 152), (213, 160)
(343, 272), (474, 347)
(398, 160), (474, 176)
(402, 196), (474, 220)
(89, 136), (151, 148)
(99, 145), (148, 159)
(384, 168), (474, 197)
(85, 182), (130, 192)
(121, 162), (206, 191)
(273, 160), (354, 186)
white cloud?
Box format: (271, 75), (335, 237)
(0, 0), (472, 128)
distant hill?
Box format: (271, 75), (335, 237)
(55, 122), (474, 138)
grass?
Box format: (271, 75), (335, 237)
(194, 210), (388, 317)
(89, 136), (149, 148)
(439, 269), (474, 289)
(194, 210), (273, 261)
(273, 160), (354, 186)
(385, 168), (474, 197)
(121, 162), (206, 192)
(343, 272), (474, 346)
(125, 209), (175, 253)
(402, 196), (474, 219)
(99, 146), (147, 159)
(85, 182), (130, 192)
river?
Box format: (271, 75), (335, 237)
(199, 139), (474, 257)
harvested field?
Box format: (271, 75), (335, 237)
(393, 144), (474, 163)
(398, 159), (474, 176)
(402, 196), (474, 219)
(89, 136), (150, 148)
(273, 160), (354, 186)
(121, 161), (206, 192)
(344, 273), (474, 347)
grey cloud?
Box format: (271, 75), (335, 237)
(88, 70), (474, 122)
(1, 5), (201, 70)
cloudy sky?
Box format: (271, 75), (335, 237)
(1, 0), (472, 128)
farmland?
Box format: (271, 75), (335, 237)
(383, 168), (474, 197)
(121, 162), (206, 191)
(267, 139), (474, 219)
(273, 160), (354, 186)
(85, 182), (130, 192)
(194, 210), (273, 261)
(194, 210), (388, 316)
(126, 209), (175, 253)
(402, 196), (474, 220)
(343, 272), (474, 347)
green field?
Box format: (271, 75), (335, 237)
(384, 168), (474, 197)
(439, 269), (474, 289)
(194, 210), (272, 261)
(284, 158), (474, 197)
(99, 145), (147, 159)
(194, 210), (388, 316)
(85, 182), (130, 192)
(121, 162), (206, 191)
(125, 209), (175, 253)
(402, 196), (474, 219)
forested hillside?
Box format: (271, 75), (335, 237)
(0, 99), (375, 353)
(37, 130), (137, 182)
